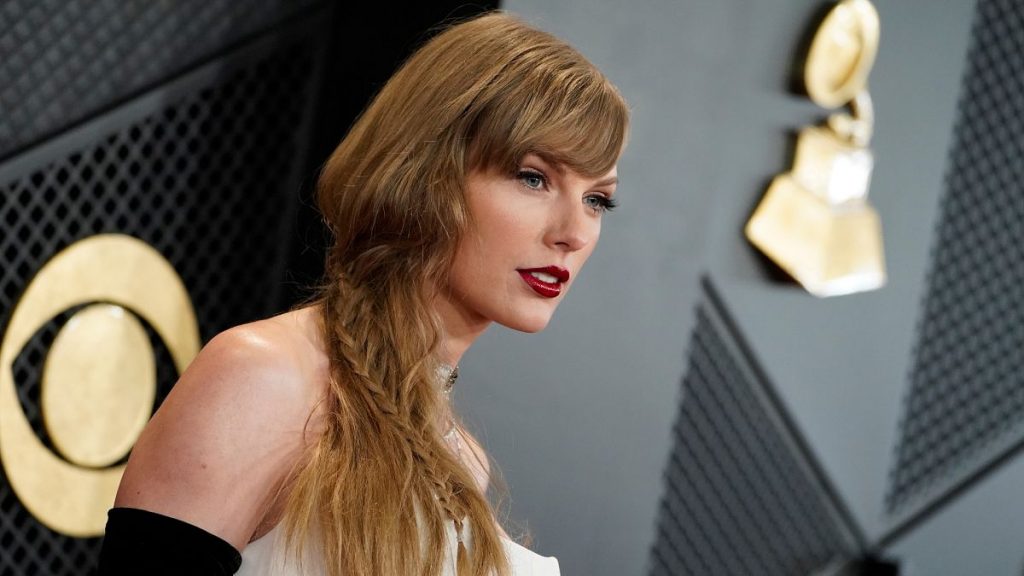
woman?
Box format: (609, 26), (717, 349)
(98, 11), (627, 576)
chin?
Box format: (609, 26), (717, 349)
(497, 309), (555, 333)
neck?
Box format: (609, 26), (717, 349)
(431, 289), (491, 367)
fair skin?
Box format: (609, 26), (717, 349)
(113, 153), (617, 552)
(437, 153), (618, 363)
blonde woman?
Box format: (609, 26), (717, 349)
(98, 12), (628, 576)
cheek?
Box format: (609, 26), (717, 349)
(450, 239), (485, 289)
(450, 227), (506, 293)
(476, 199), (531, 238)
(468, 209), (534, 262)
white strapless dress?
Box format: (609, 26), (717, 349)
(236, 518), (561, 576)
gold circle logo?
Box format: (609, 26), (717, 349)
(43, 303), (157, 468)
(0, 234), (199, 537)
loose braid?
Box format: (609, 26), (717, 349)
(328, 277), (467, 525)
(283, 256), (501, 575)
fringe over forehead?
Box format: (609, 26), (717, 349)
(397, 12), (629, 179)
(457, 15), (629, 177)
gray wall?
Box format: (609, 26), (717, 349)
(458, 1), (1019, 574)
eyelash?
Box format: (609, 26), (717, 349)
(517, 169), (547, 191)
(516, 169), (618, 214)
(586, 194), (618, 213)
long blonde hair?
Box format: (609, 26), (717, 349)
(284, 12), (628, 576)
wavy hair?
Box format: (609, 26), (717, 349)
(284, 12), (628, 576)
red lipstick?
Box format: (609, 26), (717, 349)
(517, 266), (570, 299)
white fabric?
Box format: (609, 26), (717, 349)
(237, 519), (561, 576)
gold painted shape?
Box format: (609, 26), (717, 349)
(42, 303), (156, 469)
(804, 0), (880, 108)
(827, 90), (874, 147)
(791, 125), (874, 205)
(747, 1), (883, 296)
(0, 234), (199, 537)
(746, 173), (886, 297)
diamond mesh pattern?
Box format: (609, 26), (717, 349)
(650, 305), (852, 576)
(0, 0), (320, 160)
(887, 0), (1024, 514)
(0, 17), (323, 575)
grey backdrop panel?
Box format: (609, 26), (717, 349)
(0, 8), (326, 574)
(650, 280), (862, 576)
(0, 0), (320, 161)
(887, 0), (1024, 521)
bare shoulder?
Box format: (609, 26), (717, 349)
(114, 305), (329, 550)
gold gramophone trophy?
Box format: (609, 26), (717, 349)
(746, 0), (885, 297)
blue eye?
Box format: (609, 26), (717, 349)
(585, 194), (618, 214)
(517, 170), (546, 190)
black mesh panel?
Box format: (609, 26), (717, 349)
(887, 0), (1024, 515)
(0, 0), (320, 160)
(650, 285), (857, 576)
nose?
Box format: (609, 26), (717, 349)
(545, 198), (597, 253)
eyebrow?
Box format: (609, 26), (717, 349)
(526, 154), (618, 187)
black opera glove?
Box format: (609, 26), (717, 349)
(97, 507), (242, 575)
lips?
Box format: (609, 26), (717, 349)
(517, 266), (570, 298)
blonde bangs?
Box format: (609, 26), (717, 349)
(465, 34), (629, 177)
